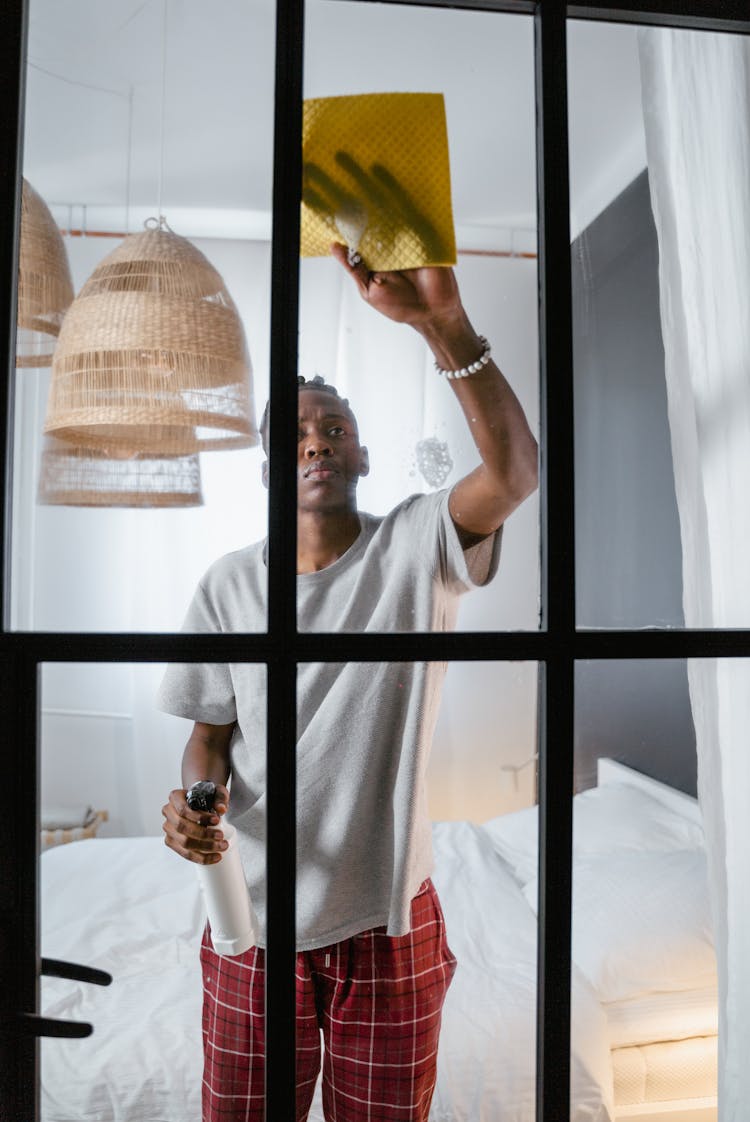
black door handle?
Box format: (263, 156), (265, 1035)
(17, 1012), (93, 1039)
(19, 958), (114, 1037)
(41, 958), (112, 987)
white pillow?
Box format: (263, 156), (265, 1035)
(573, 782), (704, 851)
(482, 781), (705, 886)
(481, 803), (538, 885)
(523, 849), (717, 1001)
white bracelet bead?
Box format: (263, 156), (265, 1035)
(434, 335), (491, 379)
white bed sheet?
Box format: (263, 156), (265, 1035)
(428, 821), (613, 1122)
(41, 838), (204, 1122)
(41, 828), (614, 1122)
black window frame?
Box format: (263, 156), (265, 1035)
(1, 1), (749, 1119)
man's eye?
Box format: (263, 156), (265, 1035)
(329, 426), (345, 436)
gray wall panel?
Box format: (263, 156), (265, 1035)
(572, 171), (697, 797)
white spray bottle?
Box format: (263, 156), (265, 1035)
(186, 781), (257, 956)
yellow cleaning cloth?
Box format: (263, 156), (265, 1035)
(302, 92), (456, 271)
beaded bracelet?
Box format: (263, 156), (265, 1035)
(434, 335), (491, 380)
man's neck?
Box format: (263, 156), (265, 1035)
(296, 509), (361, 574)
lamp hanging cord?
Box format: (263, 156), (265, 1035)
(156, 0), (169, 224)
(125, 84), (134, 235)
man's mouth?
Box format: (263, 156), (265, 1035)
(304, 463), (338, 479)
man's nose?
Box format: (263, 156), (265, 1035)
(305, 433), (332, 457)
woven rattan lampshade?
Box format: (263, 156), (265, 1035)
(43, 223), (258, 454)
(37, 435), (204, 508)
(17, 179), (74, 368)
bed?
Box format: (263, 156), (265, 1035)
(40, 761), (717, 1122)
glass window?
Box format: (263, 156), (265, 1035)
(13, 0), (274, 632)
(39, 658), (539, 1118)
(299, 2), (540, 633)
(570, 18), (750, 632)
(39, 660), (267, 1120)
(12, 5), (747, 1122)
(570, 658), (718, 1117)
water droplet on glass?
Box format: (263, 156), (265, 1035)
(415, 436), (453, 489)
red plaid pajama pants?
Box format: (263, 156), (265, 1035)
(200, 879), (457, 1121)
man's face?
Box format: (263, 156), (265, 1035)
(262, 389), (369, 512)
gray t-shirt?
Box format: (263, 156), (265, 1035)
(157, 489), (500, 949)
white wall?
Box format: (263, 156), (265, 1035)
(16, 234), (540, 835)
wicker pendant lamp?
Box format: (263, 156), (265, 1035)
(16, 179), (74, 368)
(37, 434), (203, 508)
(42, 220), (259, 454)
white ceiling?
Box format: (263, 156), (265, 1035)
(23, 0), (647, 246)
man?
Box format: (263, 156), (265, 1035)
(160, 243), (538, 1121)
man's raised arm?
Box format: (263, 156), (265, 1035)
(331, 244), (538, 543)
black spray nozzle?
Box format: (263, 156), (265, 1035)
(185, 780), (217, 813)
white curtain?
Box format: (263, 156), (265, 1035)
(638, 28), (750, 1120)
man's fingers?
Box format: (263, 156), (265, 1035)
(163, 820), (227, 859)
(167, 787), (219, 823)
(331, 241), (361, 271)
(162, 787), (228, 864)
(163, 830), (224, 865)
(214, 783), (230, 814)
(330, 242), (372, 297)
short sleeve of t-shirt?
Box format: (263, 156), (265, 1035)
(156, 582), (237, 725)
(407, 487), (501, 592)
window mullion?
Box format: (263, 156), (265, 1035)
(0, 1), (35, 1117)
(0, 0), (26, 630)
(535, 4), (576, 1121)
(265, 0), (305, 1115)
(0, 653), (40, 1120)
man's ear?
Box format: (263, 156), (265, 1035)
(261, 459), (269, 489)
(359, 446), (370, 477)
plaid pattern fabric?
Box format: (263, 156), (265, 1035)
(200, 879), (457, 1121)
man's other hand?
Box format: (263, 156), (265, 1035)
(162, 783), (231, 865)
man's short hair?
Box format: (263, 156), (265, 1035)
(259, 375), (355, 452)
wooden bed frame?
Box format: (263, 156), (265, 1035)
(597, 759), (716, 1122)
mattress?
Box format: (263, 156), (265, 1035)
(612, 1036), (717, 1107)
(605, 987), (718, 1049)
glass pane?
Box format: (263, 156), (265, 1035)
(569, 19), (750, 630)
(298, 2), (540, 632)
(571, 659), (718, 1118)
(40, 658), (539, 1120)
(39, 660), (267, 1120)
(298, 660), (538, 1119)
(13, 0), (273, 631)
